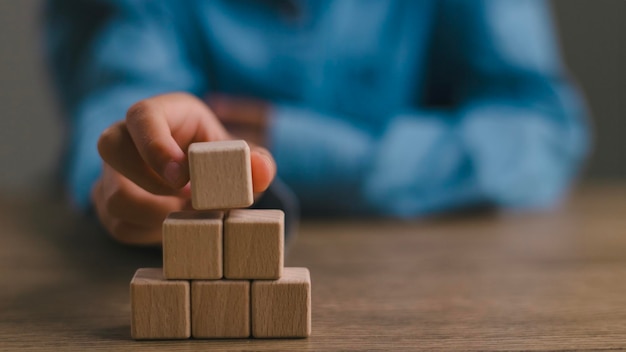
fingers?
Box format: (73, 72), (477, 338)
(101, 166), (187, 225)
(92, 164), (188, 246)
(92, 148), (274, 246)
(250, 146), (276, 193)
(94, 92), (278, 246)
(95, 92), (277, 247)
(98, 121), (186, 196)
(124, 93), (230, 188)
(92, 178), (162, 246)
(100, 92), (276, 196)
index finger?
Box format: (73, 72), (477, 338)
(125, 93), (230, 188)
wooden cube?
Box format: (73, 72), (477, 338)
(130, 268), (190, 340)
(192, 280), (250, 338)
(224, 209), (284, 279)
(252, 267), (311, 338)
(188, 140), (253, 210)
(162, 211), (224, 279)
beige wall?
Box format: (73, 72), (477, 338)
(0, 0), (623, 197)
(0, 0), (61, 197)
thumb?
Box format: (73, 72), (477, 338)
(249, 145), (276, 193)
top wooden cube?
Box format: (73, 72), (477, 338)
(188, 140), (254, 210)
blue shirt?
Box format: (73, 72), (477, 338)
(45, 0), (589, 216)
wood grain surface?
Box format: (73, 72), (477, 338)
(191, 280), (250, 338)
(2, 184), (626, 350)
(224, 209), (284, 279)
(130, 268), (190, 340)
(188, 140), (253, 210)
(162, 211), (224, 279)
(252, 267), (311, 338)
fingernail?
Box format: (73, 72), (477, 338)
(255, 151), (275, 176)
(260, 153), (273, 168)
(164, 161), (182, 186)
(254, 147), (270, 158)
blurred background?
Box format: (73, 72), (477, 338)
(0, 0), (624, 198)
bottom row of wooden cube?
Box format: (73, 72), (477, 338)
(130, 267), (311, 340)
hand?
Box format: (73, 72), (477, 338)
(93, 92), (276, 246)
(207, 94), (271, 147)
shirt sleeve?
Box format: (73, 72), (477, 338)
(44, 0), (207, 208)
(269, 0), (589, 217)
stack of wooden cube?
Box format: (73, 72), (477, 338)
(130, 140), (311, 340)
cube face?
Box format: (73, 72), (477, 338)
(130, 268), (190, 340)
(224, 209), (284, 279)
(252, 268), (311, 338)
(192, 280), (250, 338)
(162, 211), (223, 279)
(189, 140), (253, 210)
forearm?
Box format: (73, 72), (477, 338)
(458, 78), (589, 208)
(269, 90), (588, 217)
(270, 105), (375, 215)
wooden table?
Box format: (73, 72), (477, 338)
(2, 184), (626, 351)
